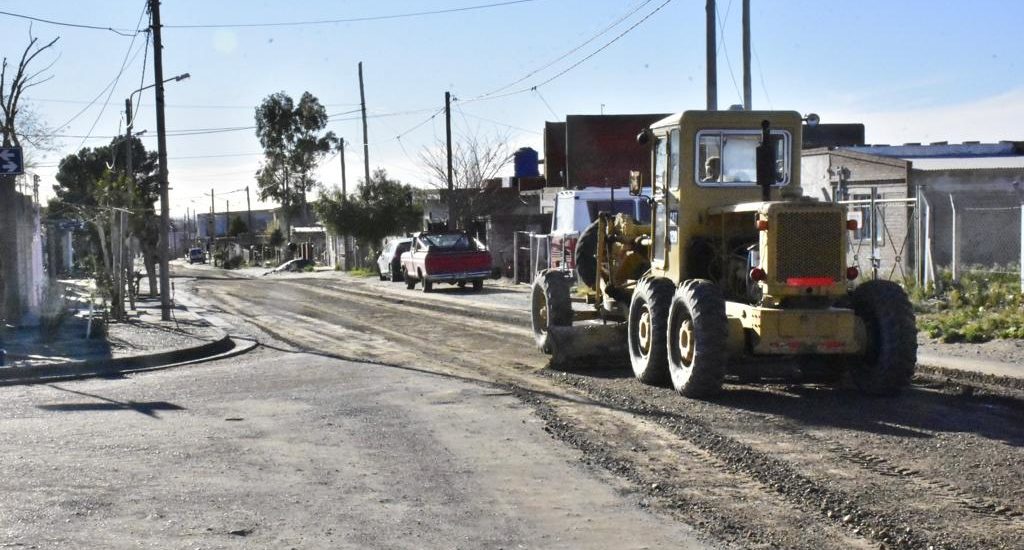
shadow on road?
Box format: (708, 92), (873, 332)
(36, 385), (186, 418)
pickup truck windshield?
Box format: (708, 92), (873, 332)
(420, 233), (476, 251)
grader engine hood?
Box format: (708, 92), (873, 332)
(757, 201), (851, 300)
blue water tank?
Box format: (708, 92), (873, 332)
(513, 147), (540, 178)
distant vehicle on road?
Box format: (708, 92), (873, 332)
(376, 238), (412, 282)
(188, 247), (206, 264)
(265, 258), (315, 275)
(400, 231), (492, 292)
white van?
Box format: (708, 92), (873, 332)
(548, 187), (651, 272)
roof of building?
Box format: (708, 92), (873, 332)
(910, 156), (1024, 171)
(845, 141), (1023, 159)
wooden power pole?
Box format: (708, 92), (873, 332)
(742, 0), (752, 110)
(149, 0), (172, 320)
(359, 62), (370, 186)
(245, 186), (253, 239)
(706, 0), (717, 111)
(445, 91), (454, 230)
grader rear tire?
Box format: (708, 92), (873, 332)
(666, 279), (727, 398)
(627, 277), (674, 385)
(531, 270), (573, 354)
(850, 280), (917, 395)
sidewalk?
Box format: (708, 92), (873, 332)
(0, 283), (235, 384)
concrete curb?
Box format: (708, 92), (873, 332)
(0, 333), (238, 386)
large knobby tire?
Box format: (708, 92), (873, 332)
(850, 280), (917, 395)
(667, 279), (727, 398)
(531, 270), (573, 354)
(627, 277), (674, 385)
(574, 220), (599, 289)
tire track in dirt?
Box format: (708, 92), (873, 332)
(194, 277), (1023, 549)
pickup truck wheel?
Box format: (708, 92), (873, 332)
(422, 277), (433, 293)
(472, 279), (483, 291)
(850, 280), (917, 395)
(404, 268), (416, 290)
(391, 264), (403, 282)
(531, 270), (573, 354)
(627, 277), (674, 385)
(457, 281), (466, 288)
(667, 279), (727, 398)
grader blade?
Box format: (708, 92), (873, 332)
(547, 324), (628, 369)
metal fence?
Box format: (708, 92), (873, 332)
(840, 192), (920, 285)
(948, 200), (1022, 286)
(512, 231), (549, 284)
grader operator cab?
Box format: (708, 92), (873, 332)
(531, 110), (917, 397)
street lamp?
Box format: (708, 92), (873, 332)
(125, 71), (189, 320)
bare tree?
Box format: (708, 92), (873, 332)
(419, 130), (512, 230)
(0, 31), (59, 324)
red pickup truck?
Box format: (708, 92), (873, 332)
(400, 231), (492, 292)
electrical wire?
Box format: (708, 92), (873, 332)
(715, 0), (744, 105)
(75, 2), (150, 150)
(462, 0), (675, 104)
(162, 0), (538, 29)
(474, 0), (654, 99)
(0, 9), (141, 36)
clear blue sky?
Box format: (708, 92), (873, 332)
(3, 0), (1022, 216)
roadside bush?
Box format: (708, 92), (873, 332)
(223, 256), (243, 269)
(913, 269), (1024, 342)
(348, 267), (376, 278)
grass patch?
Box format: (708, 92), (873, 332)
(914, 268), (1024, 343)
(348, 267), (378, 278)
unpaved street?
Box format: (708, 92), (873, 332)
(4, 265), (1021, 549)
(186, 268), (1024, 550)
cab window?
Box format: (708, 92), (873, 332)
(654, 137), (667, 193)
(668, 129), (680, 190)
(696, 129), (790, 186)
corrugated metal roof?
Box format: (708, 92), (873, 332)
(909, 157), (1024, 170)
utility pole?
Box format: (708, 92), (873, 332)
(358, 62), (370, 186)
(339, 137), (347, 197)
(338, 137), (350, 270)
(246, 186), (253, 239)
(209, 188), (215, 239)
(706, 0), (717, 111)
(742, 0), (752, 110)
(149, 0), (171, 320)
(445, 91), (454, 230)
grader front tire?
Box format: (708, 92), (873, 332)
(627, 277), (674, 385)
(666, 279), (727, 398)
(531, 270), (573, 354)
(850, 280), (917, 396)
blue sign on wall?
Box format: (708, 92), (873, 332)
(0, 147), (24, 175)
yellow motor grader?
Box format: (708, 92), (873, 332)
(530, 110), (917, 397)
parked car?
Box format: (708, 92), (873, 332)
(264, 258), (315, 275)
(376, 238), (412, 282)
(400, 231), (492, 292)
(188, 247), (206, 264)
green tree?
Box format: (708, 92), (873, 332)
(49, 137), (160, 300)
(315, 168), (422, 259)
(254, 91), (336, 234)
(228, 215), (248, 237)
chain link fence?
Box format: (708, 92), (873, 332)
(950, 201), (1021, 284)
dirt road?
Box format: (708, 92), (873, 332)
(188, 269), (1024, 549)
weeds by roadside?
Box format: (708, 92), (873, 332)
(348, 267), (377, 278)
(913, 268), (1024, 343)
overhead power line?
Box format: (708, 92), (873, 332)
(163, 0), (539, 29)
(0, 9), (141, 36)
(462, 0), (674, 104)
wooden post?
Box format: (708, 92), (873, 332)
(445, 91), (454, 230)
(742, 0), (752, 110)
(359, 62), (370, 186)
(706, 0), (717, 111)
(149, 0), (172, 320)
